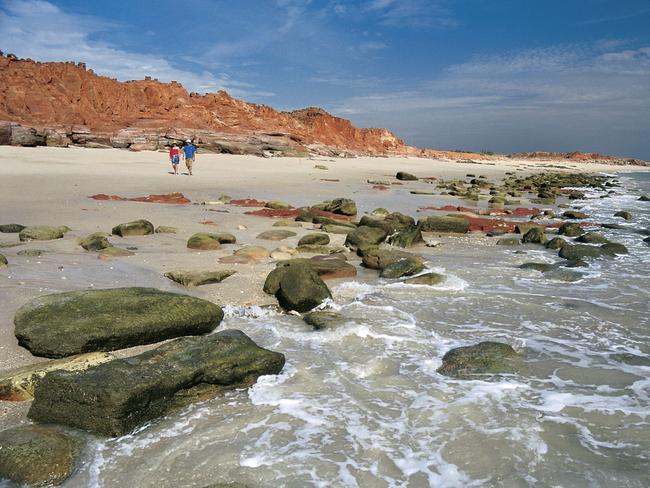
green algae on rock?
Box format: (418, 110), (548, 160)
(437, 341), (522, 378)
(14, 287), (224, 358)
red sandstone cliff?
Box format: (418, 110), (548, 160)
(0, 53), (405, 155)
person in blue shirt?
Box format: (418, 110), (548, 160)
(182, 139), (197, 176)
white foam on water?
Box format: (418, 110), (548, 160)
(223, 304), (281, 318)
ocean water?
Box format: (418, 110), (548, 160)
(6, 173), (650, 488)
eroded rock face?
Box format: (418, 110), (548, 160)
(0, 55), (407, 156)
(28, 330), (285, 436)
(14, 287), (224, 358)
(0, 425), (82, 487)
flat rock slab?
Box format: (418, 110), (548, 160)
(14, 287), (224, 358)
(0, 425), (81, 487)
(165, 270), (236, 287)
(257, 230), (297, 241)
(0, 352), (113, 401)
(29, 330), (285, 436)
(19, 225), (70, 241)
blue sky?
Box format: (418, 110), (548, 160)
(1, 0), (649, 159)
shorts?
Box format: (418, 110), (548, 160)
(171, 155), (179, 165)
(185, 157), (194, 167)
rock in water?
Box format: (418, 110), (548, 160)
(0, 223), (25, 233)
(276, 261), (331, 312)
(298, 233), (330, 246)
(28, 330), (285, 436)
(19, 225), (70, 241)
(437, 341), (521, 378)
(14, 287), (224, 358)
(111, 219), (154, 237)
(379, 258), (424, 279)
(396, 171), (418, 181)
(558, 222), (583, 237)
(614, 210), (632, 220)
(0, 352), (113, 401)
(0, 425), (81, 487)
(361, 248), (422, 270)
(521, 227), (547, 244)
(545, 237), (568, 249)
(303, 310), (345, 330)
(575, 232), (609, 244)
(519, 262), (554, 272)
(165, 270), (236, 287)
(496, 238), (520, 246)
(80, 232), (112, 251)
(558, 244), (605, 260)
(562, 210), (588, 220)
(601, 242), (628, 255)
(404, 272), (445, 285)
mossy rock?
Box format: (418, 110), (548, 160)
(0, 253), (7, 268)
(28, 330), (285, 436)
(0, 223), (25, 233)
(418, 216), (470, 234)
(521, 227), (547, 244)
(558, 244), (604, 260)
(275, 261), (332, 312)
(601, 242), (628, 255)
(562, 211), (588, 220)
(165, 270), (236, 287)
(265, 200), (291, 210)
(388, 225), (424, 248)
(298, 233), (330, 246)
(404, 272), (445, 285)
(496, 238), (520, 246)
(0, 425), (82, 486)
(187, 233), (221, 250)
(111, 219), (154, 237)
(14, 287), (224, 358)
(273, 220), (302, 228)
(543, 268), (583, 282)
(303, 311), (345, 330)
(359, 212), (415, 234)
(519, 262), (554, 272)
(638, 195), (650, 202)
(514, 223), (543, 235)
(558, 222), (584, 237)
(155, 225), (178, 234)
(545, 237), (568, 249)
(437, 341), (522, 378)
(614, 211), (632, 220)
(322, 198), (357, 216)
(19, 225), (70, 241)
(257, 230), (297, 241)
(575, 232), (609, 244)
(379, 258), (424, 279)
(80, 232), (112, 251)
(322, 224), (354, 235)
(345, 225), (388, 250)
(370, 208), (390, 218)
(361, 248), (422, 270)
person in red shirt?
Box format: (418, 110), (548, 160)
(169, 144), (180, 175)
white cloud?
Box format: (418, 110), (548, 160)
(0, 0), (267, 97)
(364, 0), (458, 28)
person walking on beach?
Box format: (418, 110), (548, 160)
(182, 139), (197, 176)
(169, 144), (180, 175)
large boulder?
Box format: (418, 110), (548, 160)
(418, 216), (470, 234)
(437, 342), (521, 378)
(0, 352), (113, 401)
(379, 258), (424, 279)
(322, 224), (354, 235)
(562, 210), (588, 220)
(558, 244), (605, 260)
(14, 287), (224, 358)
(309, 255), (357, 279)
(111, 219), (154, 237)
(614, 210), (632, 220)
(276, 261), (332, 312)
(545, 237), (568, 249)
(187, 233), (221, 250)
(19, 225), (69, 241)
(0, 223), (25, 233)
(575, 232), (609, 244)
(0, 425), (82, 487)
(404, 272), (445, 285)
(360, 212), (415, 234)
(345, 226), (388, 250)
(361, 248), (423, 270)
(303, 310), (345, 330)
(28, 330), (285, 436)
(387, 225), (424, 248)
(323, 198), (357, 216)
(80, 232), (112, 251)
(165, 270), (236, 287)
(601, 242), (628, 255)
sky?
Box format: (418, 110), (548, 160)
(1, 0), (649, 159)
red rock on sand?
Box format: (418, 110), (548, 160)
(88, 193), (190, 204)
(229, 199), (267, 207)
(245, 208), (301, 219)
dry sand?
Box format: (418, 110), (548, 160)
(0, 146), (647, 428)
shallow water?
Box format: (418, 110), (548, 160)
(3, 174), (650, 488)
